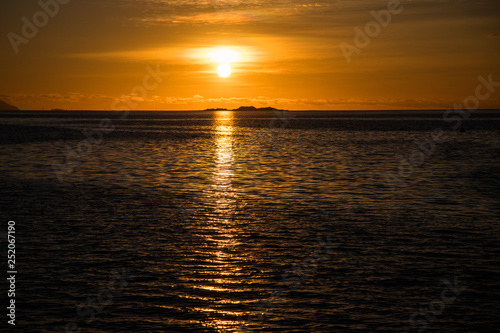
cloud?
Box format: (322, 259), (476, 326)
(136, 12), (259, 25)
(117, 0), (338, 26)
(5, 93), (111, 107)
(4, 92), (500, 110)
(158, 95), (483, 110)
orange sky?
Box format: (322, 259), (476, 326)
(1, 0), (499, 110)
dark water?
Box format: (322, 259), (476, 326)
(1, 110), (499, 332)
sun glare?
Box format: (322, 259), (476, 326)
(208, 49), (241, 63)
(208, 48), (240, 78)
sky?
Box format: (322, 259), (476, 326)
(1, 0), (499, 110)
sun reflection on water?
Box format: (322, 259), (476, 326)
(211, 111), (237, 215)
(199, 111), (247, 332)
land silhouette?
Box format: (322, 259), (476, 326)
(205, 106), (286, 111)
(0, 100), (19, 110)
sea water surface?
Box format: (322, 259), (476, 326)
(1, 110), (499, 332)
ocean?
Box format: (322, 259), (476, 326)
(1, 110), (499, 332)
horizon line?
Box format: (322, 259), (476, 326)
(2, 108), (500, 112)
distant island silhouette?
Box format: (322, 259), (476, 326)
(205, 106), (286, 111)
(0, 99), (20, 111)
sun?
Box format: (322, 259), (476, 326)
(208, 48), (240, 78)
(217, 63), (231, 77)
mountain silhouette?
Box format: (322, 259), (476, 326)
(233, 106), (285, 111)
(0, 99), (20, 110)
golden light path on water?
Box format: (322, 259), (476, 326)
(200, 111), (247, 332)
